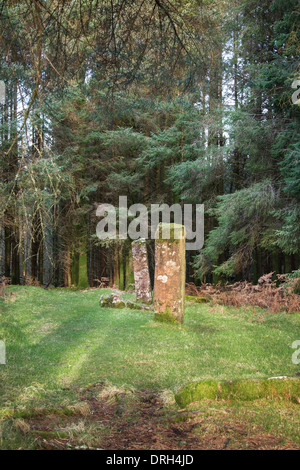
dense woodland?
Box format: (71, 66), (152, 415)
(0, 0), (299, 288)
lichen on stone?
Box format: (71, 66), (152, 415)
(154, 223), (186, 324)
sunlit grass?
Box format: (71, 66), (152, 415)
(0, 285), (299, 449)
(0, 286), (299, 411)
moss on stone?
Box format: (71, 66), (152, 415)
(99, 294), (126, 309)
(99, 293), (153, 311)
(155, 223), (185, 243)
(132, 238), (147, 246)
(175, 378), (300, 407)
(154, 308), (181, 324)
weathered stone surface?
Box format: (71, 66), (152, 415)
(132, 239), (152, 304)
(154, 223), (186, 323)
(99, 293), (126, 309)
(99, 292), (153, 311)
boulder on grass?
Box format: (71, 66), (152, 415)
(99, 293), (126, 309)
(99, 292), (153, 311)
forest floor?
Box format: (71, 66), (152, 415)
(0, 286), (299, 450)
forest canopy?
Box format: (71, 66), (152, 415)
(0, 0), (299, 287)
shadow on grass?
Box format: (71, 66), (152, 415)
(1, 287), (299, 410)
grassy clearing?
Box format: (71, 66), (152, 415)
(0, 286), (299, 449)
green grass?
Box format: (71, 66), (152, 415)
(0, 286), (299, 449)
(184, 398), (300, 449)
(175, 378), (300, 407)
(0, 286), (299, 410)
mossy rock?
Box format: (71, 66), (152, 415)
(175, 378), (300, 407)
(127, 300), (153, 311)
(126, 299), (149, 310)
(99, 293), (153, 311)
(99, 293), (126, 309)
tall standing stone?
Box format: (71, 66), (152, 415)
(132, 239), (152, 304)
(154, 223), (186, 323)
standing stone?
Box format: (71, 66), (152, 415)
(154, 223), (186, 323)
(132, 239), (152, 304)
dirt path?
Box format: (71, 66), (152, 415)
(28, 387), (299, 450)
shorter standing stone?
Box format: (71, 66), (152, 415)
(154, 223), (186, 323)
(132, 239), (152, 304)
